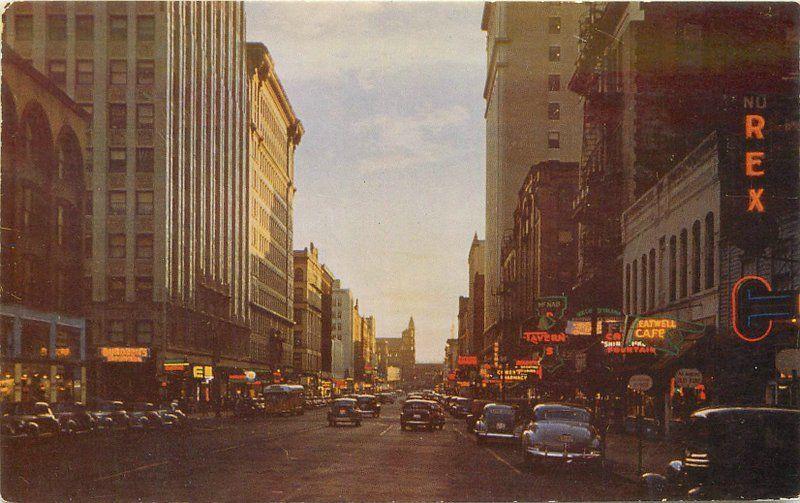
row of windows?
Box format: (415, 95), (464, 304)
(85, 147), (155, 173)
(47, 59), (154, 87)
(15, 14), (155, 43)
(103, 276), (153, 303)
(106, 103), (154, 129)
(106, 233), (153, 260)
(105, 319), (154, 345)
(92, 190), (153, 217)
(624, 213), (715, 314)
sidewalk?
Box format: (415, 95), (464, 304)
(604, 431), (683, 482)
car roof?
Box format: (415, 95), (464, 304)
(484, 403), (514, 410)
(333, 398), (356, 403)
(404, 399), (435, 404)
(691, 406), (800, 419)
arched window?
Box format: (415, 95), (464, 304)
(632, 259), (638, 314)
(648, 248), (656, 310)
(692, 220), (702, 294)
(640, 254), (647, 313)
(679, 229), (688, 298)
(624, 263), (631, 313)
(705, 212), (715, 289)
(669, 236), (677, 302)
(294, 268), (303, 282)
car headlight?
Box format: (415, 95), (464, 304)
(475, 421), (487, 431)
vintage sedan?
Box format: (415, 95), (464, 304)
(400, 399), (444, 431)
(3, 401), (61, 437)
(327, 398), (362, 427)
(466, 399), (491, 431)
(518, 404), (602, 466)
(52, 402), (97, 434)
(474, 404), (521, 443)
(90, 400), (131, 431)
(642, 407), (800, 500)
(127, 402), (178, 429)
(355, 395), (381, 418)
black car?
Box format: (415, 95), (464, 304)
(400, 399), (445, 431)
(450, 397), (471, 418)
(356, 395), (381, 418)
(328, 398), (361, 427)
(3, 401), (61, 437)
(642, 407), (800, 500)
(90, 400), (131, 430)
(52, 402), (97, 434)
(474, 404), (520, 443)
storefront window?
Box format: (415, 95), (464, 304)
(19, 363), (51, 403)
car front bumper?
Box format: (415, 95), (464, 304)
(330, 416), (358, 423)
(476, 431), (516, 439)
(526, 447), (601, 460)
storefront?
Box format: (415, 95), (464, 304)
(0, 306), (87, 404)
(95, 346), (156, 402)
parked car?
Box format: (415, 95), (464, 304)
(466, 399), (491, 431)
(376, 392), (395, 404)
(1, 414), (30, 438)
(52, 402), (97, 434)
(400, 399), (444, 431)
(474, 403), (521, 444)
(327, 398), (362, 427)
(159, 401), (188, 426)
(3, 401), (61, 437)
(127, 402), (177, 429)
(90, 400), (131, 431)
(356, 395), (381, 418)
(641, 407), (800, 500)
(518, 403), (602, 467)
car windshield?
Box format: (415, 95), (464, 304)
(52, 403), (75, 413)
(332, 400), (355, 409)
(454, 398), (470, 406)
(541, 409), (591, 423)
(484, 407), (515, 419)
(403, 401), (430, 411)
(357, 397), (375, 405)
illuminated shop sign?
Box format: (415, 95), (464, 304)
(534, 296), (568, 331)
(163, 361), (189, 372)
(99, 347), (150, 363)
(731, 275), (799, 342)
(457, 355), (478, 366)
(523, 331), (567, 344)
(625, 317), (704, 356)
(192, 365), (214, 379)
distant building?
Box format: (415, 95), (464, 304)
(456, 297), (468, 359)
(293, 244), (323, 375)
(444, 338), (459, 371)
(482, 3), (584, 353)
(400, 317), (416, 381)
(1, 47), (90, 404)
(467, 234), (485, 359)
(331, 280), (354, 378)
(376, 336), (404, 381)
(319, 265), (335, 377)
(246, 42), (303, 374)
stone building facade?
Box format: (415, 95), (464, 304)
(293, 244), (323, 375)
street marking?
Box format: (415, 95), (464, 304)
(93, 461), (169, 482)
(487, 447), (523, 475)
(379, 424), (392, 436)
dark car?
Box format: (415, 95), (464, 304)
(159, 401), (188, 426)
(328, 398), (362, 427)
(474, 403), (521, 443)
(376, 392), (395, 404)
(518, 403), (602, 467)
(466, 399), (490, 431)
(127, 402), (177, 429)
(3, 401), (61, 437)
(642, 407), (800, 500)
(356, 395), (381, 418)
(90, 400), (131, 430)
(451, 397), (471, 418)
(52, 402), (97, 434)
(400, 399), (444, 431)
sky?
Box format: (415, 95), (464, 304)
(245, 1), (486, 363)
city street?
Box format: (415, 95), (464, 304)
(1, 402), (638, 502)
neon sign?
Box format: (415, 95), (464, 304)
(523, 331), (567, 344)
(731, 275), (799, 342)
(625, 316), (705, 356)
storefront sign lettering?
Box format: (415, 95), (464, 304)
(523, 331), (567, 345)
(628, 374), (653, 391)
(99, 347), (150, 363)
(534, 296), (568, 330)
(674, 368), (703, 388)
(457, 355), (478, 366)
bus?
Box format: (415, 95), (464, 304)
(262, 384), (305, 415)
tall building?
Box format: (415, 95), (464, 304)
(245, 42), (302, 374)
(4, 1), (251, 402)
(1, 48), (90, 404)
(292, 244), (323, 376)
(375, 336), (404, 380)
(481, 2), (584, 348)
(331, 280), (354, 378)
(467, 234), (485, 358)
(400, 317), (416, 382)
(319, 265), (335, 376)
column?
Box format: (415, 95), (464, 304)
(13, 363), (22, 402)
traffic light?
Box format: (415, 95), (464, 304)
(731, 275), (799, 342)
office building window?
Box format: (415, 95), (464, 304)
(135, 320), (153, 343)
(548, 74), (560, 91)
(108, 191), (126, 215)
(549, 45), (561, 62)
(15, 15), (33, 41)
(548, 16), (561, 34)
(548, 102), (560, 120)
(136, 148), (154, 172)
(137, 15), (155, 42)
(109, 16), (127, 41)
(47, 60), (67, 86)
(135, 234), (153, 259)
(109, 60), (127, 85)
(108, 235), (126, 259)
(76, 60), (94, 85)
(46, 15), (67, 41)
(136, 60), (154, 85)
(136, 104), (154, 129)
(108, 148), (127, 172)
(76, 15), (94, 41)
(108, 104), (126, 129)
(547, 131), (560, 149)
(136, 191), (154, 215)
(108, 320), (125, 342)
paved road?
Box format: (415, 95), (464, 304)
(1, 401), (638, 502)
